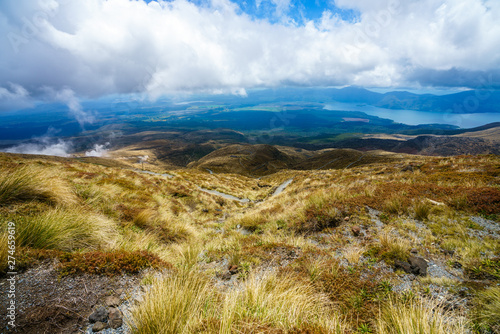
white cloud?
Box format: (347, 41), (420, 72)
(0, 0), (499, 109)
(5, 141), (71, 157)
(85, 142), (110, 157)
(46, 87), (96, 127)
(3, 129), (72, 157)
(0, 83), (33, 111)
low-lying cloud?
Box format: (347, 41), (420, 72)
(4, 134), (72, 157)
(85, 143), (110, 157)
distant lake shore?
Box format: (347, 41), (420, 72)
(325, 102), (500, 129)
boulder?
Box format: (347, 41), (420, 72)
(409, 256), (428, 276)
(89, 307), (108, 323)
(92, 321), (108, 332)
(105, 295), (121, 307)
(395, 260), (412, 274)
(108, 307), (123, 329)
(228, 265), (239, 275)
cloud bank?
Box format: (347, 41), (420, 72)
(4, 129), (72, 157)
(0, 0), (499, 109)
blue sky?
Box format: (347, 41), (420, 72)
(158, 0), (361, 24)
(0, 0), (499, 112)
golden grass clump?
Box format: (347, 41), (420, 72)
(0, 232), (8, 273)
(343, 245), (365, 265)
(379, 229), (411, 263)
(0, 165), (76, 206)
(473, 286), (500, 333)
(377, 296), (468, 334)
(15, 208), (115, 251)
(129, 269), (216, 334)
(413, 200), (433, 221)
(220, 272), (344, 333)
(132, 208), (195, 244)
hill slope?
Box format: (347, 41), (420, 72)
(1, 151), (499, 333)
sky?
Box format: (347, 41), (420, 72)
(1, 0), (500, 112)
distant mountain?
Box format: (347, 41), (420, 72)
(243, 86), (500, 114)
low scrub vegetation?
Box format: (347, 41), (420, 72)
(58, 250), (170, 276)
(1, 152), (499, 333)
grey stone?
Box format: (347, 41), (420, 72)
(351, 226), (361, 236)
(105, 295), (121, 307)
(409, 256), (428, 276)
(92, 321), (108, 332)
(394, 260), (412, 274)
(89, 307), (108, 323)
(108, 307), (123, 329)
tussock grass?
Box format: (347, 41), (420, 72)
(111, 229), (170, 258)
(379, 229), (411, 263)
(237, 214), (268, 233)
(383, 196), (406, 215)
(15, 208), (115, 251)
(221, 272), (344, 333)
(413, 200), (432, 221)
(418, 276), (459, 287)
(132, 208), (195, 244)
(0, 165), (76, 206)
(0, 232), (8, 273)
(343, 245), (365, 264)
(377, 296), (468, 334)
(473, 286), (500, 333)
(129, 269), (216, 334)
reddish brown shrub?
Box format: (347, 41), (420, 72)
(58, 250), (171, 276)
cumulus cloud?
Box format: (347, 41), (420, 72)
(0, 0), (499, 108)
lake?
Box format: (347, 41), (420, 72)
(324, 102), (500, 129)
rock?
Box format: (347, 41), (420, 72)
(443, 249), (455, 256)
(402, 165), (414, 172)
(92, 321), (108, 332)
(108, 307), (123, 329)
(228, 265), (239, 275)
(351, 226), (361, 236)
(410, 248), (418, 254)
(344, 216), (350, 222)
(105, 295), (121, 307)
(89, 306), (108, 323)
(395, 260), (412, 274)
(115, 288), (124, 295)
(409, 256), (428, 276)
